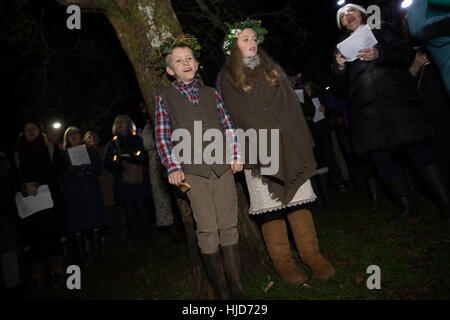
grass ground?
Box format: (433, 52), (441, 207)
(16, 187), (450, 300)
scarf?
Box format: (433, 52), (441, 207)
(242, 54), (260, 70)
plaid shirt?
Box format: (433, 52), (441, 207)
(155, 78), (240, 175)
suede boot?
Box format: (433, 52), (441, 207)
(202, 251), (231, 300)
(261, 219), (308, 285)
(221, 244), (251, 299)
(287, 210), (335, 280)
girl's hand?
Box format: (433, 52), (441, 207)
(357, 48), (379, 61)
(231, 161), (243, 174)
(335, 52), (346, 70)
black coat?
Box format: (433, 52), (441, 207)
(104, 132), (151, 204)
(63, 146), (107, 233)
(0, 150), (19, 253)
(16, 139), (66, 244)
(334, 22), (434, 156)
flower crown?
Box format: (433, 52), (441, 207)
(223, 19), (268, 55)
(158, 33), (202, 70)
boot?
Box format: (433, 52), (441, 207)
(261, 219), (308, 285)
(75, 233), (88, 267)
(61, 236), (69, 260)
(202, 251), (231, 300)
(385, 174), (418, 223)
(420, 165), (450, 223)
(317, 171), (332, 209)
(367, 178), (382, 212)
(91, 228), (101, 261)
(287, 210), (335, 280)
(221, 244), (250, 300)
(310, 175), (325, 209)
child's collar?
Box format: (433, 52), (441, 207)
(173, 78), (203, 89)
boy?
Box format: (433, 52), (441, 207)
(154, 34), (247, 300)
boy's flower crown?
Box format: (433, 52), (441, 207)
(158, 33), (202, 69)
(223, 19), (268, 55)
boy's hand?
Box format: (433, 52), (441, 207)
(231, 161), (243, 174)
(168, 171), (185, 186)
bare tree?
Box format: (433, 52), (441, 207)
(54, 0), (269, 299)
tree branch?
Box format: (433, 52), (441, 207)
(194, 0), (226, 32)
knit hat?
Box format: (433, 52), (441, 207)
(336, 3), (367, 29)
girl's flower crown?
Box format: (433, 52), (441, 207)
(158, 33), (202, 69)
(223, 19), (268, 55)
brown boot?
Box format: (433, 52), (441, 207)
(287, 209), (335, 280)
(261, 219), (307, 285)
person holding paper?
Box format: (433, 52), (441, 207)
(334, 3), (450, 224)
(62, 127), (107, 264)
(15, 120), (66, 293)
(302, 80), (347, 207)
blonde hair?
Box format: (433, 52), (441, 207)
(112, 115), (136, 135)
(83, 130), (99, 147)
(226, 45), (281, 94)
(63, 126), (81, 150)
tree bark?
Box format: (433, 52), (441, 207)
(55, 0), (269, 299)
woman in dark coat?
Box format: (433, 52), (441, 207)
(16, 120), (65, 290)
(104, 115), (152, 242)
(334, 3), (450, 223)
(63, 127), (107, 263)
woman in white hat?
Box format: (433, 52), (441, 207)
(333, 4), (450, 224)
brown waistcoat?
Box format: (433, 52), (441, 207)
(158, 85), (230, 179)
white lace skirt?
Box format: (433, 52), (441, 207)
(244, 169), (317, 215)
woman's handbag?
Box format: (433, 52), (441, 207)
(121, 161), (143, 185)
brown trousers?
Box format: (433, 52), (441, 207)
(185, 169), (239, 254)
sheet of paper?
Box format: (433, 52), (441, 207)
(336, 24), (378, 62)
(312, 97), (325, 123)
(67, 144), (91, 165)
(15, 185), (54, 219)
(295, 89), (304, 104)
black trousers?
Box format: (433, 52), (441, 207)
(309, 119), (346, 187)
(370, 144), (438, 182)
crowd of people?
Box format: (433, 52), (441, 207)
(1, 2), (449, 300)
(0, 115), (156, 296)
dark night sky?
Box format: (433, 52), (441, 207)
(0, 0), (405, 153)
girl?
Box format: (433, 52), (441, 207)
(218, 19), (335, 285)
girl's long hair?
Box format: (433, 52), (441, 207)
(227, 45), (281, 94)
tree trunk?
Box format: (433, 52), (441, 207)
(55, 0), (269, 298)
